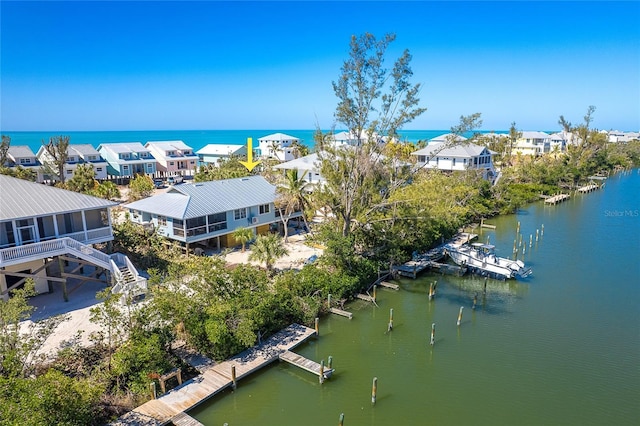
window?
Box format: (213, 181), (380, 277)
(259, 204), (270, 214)
(123, 165), (129, 170)
(66, 169), (73, 174)
(96, 167), (103, 172)
(169, 162), (175, 166)
(452, 158), (456, 166)
(147, 164), (153, 170)
(234, 208), (247, 220)
(158, 216), (167, 226)
(19, 158), (30, 164)
(207, 212), (227, 232)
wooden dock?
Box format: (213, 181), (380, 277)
(279, 350), (334, 379)
(113, 324), (317, 425)
(577, 184), (599, 193)
(545, 193), (570, 205)
(330, 307), (353, 319)
(356, 293), (375, 303)
(171, 412), (204, 426)
(379, 281), (399, 290)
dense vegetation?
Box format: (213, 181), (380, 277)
(1, 33), (639, 424)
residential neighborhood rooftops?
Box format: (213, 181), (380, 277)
(7, 146), (37, 158)
(145, 140), (193, 151)
(273, 153), (320, 170)
(123, 175), (277, 219)
(413, 142), (494, 158)
(97, 142), (150, 153)
(430, 133), (468, 143)
(196, 144), (246, 155)
(258, 133), (300, 142)
(520, 131), (550, 139)
(0, 174), (117, 221)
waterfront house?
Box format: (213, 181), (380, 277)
(512, 131), (551, 156)
(607, 130), (640, 143)
(97, 142), (157, 179)
(3, 146), (44, 182)
(36, 144), (109, 181)
(412, 142), (496, 181)
(258, 133), (301, 161)
(429, 133), (468, 144)
(196, 144), (247, 165)
(122, 176), (302, 251)
(0, 175), (145, 301)
(145, 140), (198, 178)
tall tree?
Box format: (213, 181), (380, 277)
(320, 32), (426, 237)
(0, 135), (10, 166)
(43, 135), (70, 184)
(275, 169), (312, 242)
(507, 121), (522, 166)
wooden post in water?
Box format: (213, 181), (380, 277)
(486, 235), (490, 245)
(388, 308), (394, 332)
(536, 229), (539, 242)
(472, 293), (478, 310)
(428, 282), (434, 300)
(541, 224), (544, 236)
(457, 307), (464, 326)
(529, 234), (533, 247)
(315, 317), (319, 336)
(430, 323), (436, 346)
(328, 293), (332, 307)
(373, 285), (377, 303)
(328, 356), (333, 369)
(319, 360), (325, 384)
(339, 413), (344, 426)
(231, 365), (237, 390)
(522, 245), (526, 255)
(516, 221), (520, 235)
(483, 277), (488, 294)
(371, 377), (378, 404)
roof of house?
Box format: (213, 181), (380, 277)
(0, 175), (117, 221)
(70, 144), (102, 156)
(430, 133), (468, 143)
(273, 153), (320, 171)
(7, 146), (37, 159)
(145, 140), (193, 151)
(97, 142), (150, 153)
(520, 131), (550, 139)
(123, 175), (277, 219)
(258, 133), (300, 142)
(196, 144), (247, 156)
(412, 142), (493, 158)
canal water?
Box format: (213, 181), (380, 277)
(191, 170), (640, 425)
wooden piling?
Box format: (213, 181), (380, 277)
(483, 277), (487, 294)
(472, 293), (478, 310)
(388, 308), (393, 332)
(315, 317), (319, 336)
(428, 282), (434, 300)
(328, 356), (333, 369)
(541, 224), (544, 236)
(529, 234), (532, 247)
(231, 365), (237, 390)
(150, 382), (157, 399)
(371, 377), (378, 404)
(536, 229), (539, 241)
(457, 307), (464, 326)
(373, 285), (377, 303)
(339, 413), (344, 426)
(430, 323), (436, 346)
(319, 360), (325, 384)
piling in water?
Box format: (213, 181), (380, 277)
(328, 356), (333, 369)
(541, 224), (544, 236)
(457, 306), (464, 326)
(529, 234), (533, 247)
(315, 317), (319, 336)
(430, 323), (436, 346)
(388, 308), (394, 332)
(339, 413), (344, 426)
(472, 293), (478, 310)
(320, 360), (325, 384)
(428, 282), (434, 300)
(536, 229), (539, 241)
(231, 365), (237, 390)
(483, 277), (488, 294)
(372, 377), (378, 404)
(373, 285), (377, 303)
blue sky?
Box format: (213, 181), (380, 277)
(1, 1), (639, 132)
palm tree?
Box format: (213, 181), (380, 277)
(276, 169), (312, 241)
(233, 227), (254, 252)
(248, 233), (288, 273)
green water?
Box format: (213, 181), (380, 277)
(191, 170), (640, 425)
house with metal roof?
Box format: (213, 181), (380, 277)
(123, 176), (301, 250)
(196, 144), (247, 165)
(97, 142), (157, 179)
(145, 140), (199, 178)
(257, 133), (301, 161)
(36, 144), (109, 181)
(513, 131), (551, 156)
(0, 175), (145, 301)
(430, 133), (468, 144)
(3, 146), (44, 182)
(273, 153), (324, 187)
(412, 142), (496, 181)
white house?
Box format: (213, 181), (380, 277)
(36, 144), (109, 181)
(97, 142), (157, 179)
(145, 140), (198, 177)
(607, 130), (640, 143)
(429, 133), (468, 144)
(4, 146), (44, 182)
(512, 131), (551, 156)
(412, 142), (496, 181)
(273, 153), (324, 187)
(196, 144), (247, 165)
(258, 133), (301, 161)
(0, 175), (145, 301)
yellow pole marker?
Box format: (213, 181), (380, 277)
(239, 137), (261, 172)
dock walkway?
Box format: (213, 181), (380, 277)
(577, 184), (600, 193)
(114, 324), (317, 425)
(279, 350), (334, 380)
(545, 193), (570, 205)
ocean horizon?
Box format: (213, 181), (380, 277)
(2, 129), (513, 156)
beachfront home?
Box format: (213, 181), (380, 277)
(429, 133), (468, 144)
(196, 144), (247, 165)
(97, 142), (157, 179)
(3, 146), (44, 182)
(273, 153), (324, 187)
(145, 140), (198, 178)
(512, 131), (551, 156)
(258, 133), (301, 161)
(36, 144), (109, 181)
(122, 176), (302, 251)
(607, 130), (640, 143)
(0, 175), (145, 301)
(412, 142), (496, 181)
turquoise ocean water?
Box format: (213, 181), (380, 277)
(1, 130), (505, 155)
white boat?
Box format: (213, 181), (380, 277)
(443, 243), (532, 280)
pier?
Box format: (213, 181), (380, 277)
(379, 281), (400, 290)
(279, 350), (334, 379)
(329, 307), (353, 319)
(577, 184), (600, 193)
(544, 193), (570, 205)
(114, 324), (318, 425)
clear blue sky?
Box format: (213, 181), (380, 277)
(1, 1), (639, 132)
